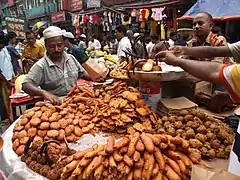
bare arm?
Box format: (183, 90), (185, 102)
(175, 46), (233, 58)
(22, 83), (61, 105)
(156, 51), (224, 84)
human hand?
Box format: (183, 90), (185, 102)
(151, 41), (170, 58)
(169, 46), (185, 57)
(155, 51), (181, 66)
(42, 90), (61, 105)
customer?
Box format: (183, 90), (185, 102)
(0, 34), (14, 119)
(6, 32), (22, 75)
(78, 34), (87, 50)
(22, 30), (45, 73)
(168, 31), (177, 47)
(115, 25), (132, 63)
(64, 32), (89, 64)
(147, 34), (159, 57)
(88, 35), (101, 50)
(22, 26), (90, 104)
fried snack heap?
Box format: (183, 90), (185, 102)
(61, 132), (201, 180)
(12, 100), (96, 156)
(155, 109), (234, 159)
(12, 81), (159, 156)
(65, 81), (158, 133)
(21, 140), (75, 180)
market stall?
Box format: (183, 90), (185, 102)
(0, 76), (239, 179)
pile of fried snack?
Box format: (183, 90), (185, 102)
(61, 133), (201, 180)
(11, 81), (234, 179)
(154, 109), (234, 159)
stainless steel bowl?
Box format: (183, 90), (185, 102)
(121, 70), (186, 81)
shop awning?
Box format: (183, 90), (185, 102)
(115, 0), (181, 9)
(178, 0), (240, 21)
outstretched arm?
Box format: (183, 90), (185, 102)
(172, 46), (232, 59)
(156, 51), (223, 84)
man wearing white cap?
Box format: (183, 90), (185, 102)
(79, 34), (87, 50)
(64, 32), (89, 64)
(22, 26), (90, 104)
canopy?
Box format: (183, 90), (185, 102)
(178, 0), (240, 21)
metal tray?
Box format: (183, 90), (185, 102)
(121, 63), (186, 81)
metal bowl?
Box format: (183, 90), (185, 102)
(121, 63), (186, 81)
(121, 70), (186, 81)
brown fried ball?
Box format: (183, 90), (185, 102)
(196, 125), (207, 134)
(184, 115), (194, 121)
(167, 127), (176, 136)
(195, 133), (207, 142)
(185, 128), (195, 139)
(164, 121), (172, 128)
(28, 161), (37, 170)
(32, 163), (43, 173)
(217, 129), (229, 140)
(206, 131), (216, 140)
(216, 148), (226, 158)
(180, 110), (188, 116)
(203, 142), (211, 149)
(208, 149), (216, 159)
(210, 139), (221, 149)
(30, 151), (38, 161)
(25, 157), (32, 165)
(21, 154), (28, 162)
(39, 165), (51, 177)
(37, 154), (47, 164)
(174, 121), (183, 129)
(162, 116), (168, 122)
(196, 111), (206, 119)
(189, 139), (203, 149)
(204, 121), (212, 128)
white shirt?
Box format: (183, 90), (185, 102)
(146, 42), (155, 57)
(88, 39), (101, 49)
(0, 47), (15, 80)
(168, 38), (175, 47)
(228, 41), (240, 61)
(117, 37), (132, 60)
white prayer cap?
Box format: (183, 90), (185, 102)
(43, 26), (65, 40)
(63, 32), (74, 39)
(133, 33), (140, 38)
(80, 34), (86, 38)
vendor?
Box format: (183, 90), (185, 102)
(22, 26), (91, 105)
(115, 25), (132, 63)
(155, 41), (240, 102)
(64, 32), (89, 64)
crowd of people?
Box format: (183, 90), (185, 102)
(1, 11), (240, 121)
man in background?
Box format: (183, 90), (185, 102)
(22, 30), (45, 73)
(168, 31), (177, 47)
(78, 34), (87, 50)
(115, 25), (132, 63)
(188, 12), (232, 64)
(88, 35), (101, 50)
(147, 34), (159, 57)
(64, 32), (89, 65)
(6, 32), (22, 75)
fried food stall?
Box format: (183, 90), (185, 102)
(0, 78), (238, 179)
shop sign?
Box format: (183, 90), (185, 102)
(61, 0), (69, 11)
(5, 17), (27, 38)
(70, 0), (82, 12)
(8, 0), (14, 7)
(87, 0), (101, 8)
(51, 11), (66, 23)
(27, 2), (57, 18)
